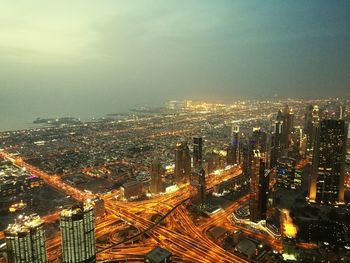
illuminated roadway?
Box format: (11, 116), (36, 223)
(0, 149), (281, 262)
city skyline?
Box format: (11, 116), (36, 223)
(0, 98), (349, 262)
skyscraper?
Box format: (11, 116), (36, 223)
(276, 157), (296, 189)
(249, 151), (269, 222)
(226, 144), (236, 166)
(251, 127), (267, 154)
(150, 156), (162, 194)
(304, 104), (314, 151)
(227, 125), (240, 165)
(282, 105), (294, 149)
(308, 119), (348, 204)
(60, 201), (96, 263)
(190, 167), (206, 207)
(270, 116), (284, 168)
(193, 136), (203, 169)
(5, 214), (47, 263)
(174, 141), (191, 184)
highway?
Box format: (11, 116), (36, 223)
(0, 149), (282, 262)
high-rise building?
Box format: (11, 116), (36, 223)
(191, 167), (206, 207)
(249, 151), (269, 222)
(270, 117), (284, 168)
(231, 125), (240, 164)
(251, 127), (267, 154)
(226, 125), (240, 166)
(308, 119), (348, 204)
(60, 202), (96, 263)
(5, 214), (47, 263)
(174, 141), (191, 184)
(304, 104), (314, 151)
(150, 156), (162, 194)
(226, 144), (236, 166)
(282, 105), (294, 149)
(193, 136), (203, 169)
(289, 126), (303, 158)
(276, 157), (296, 189)
(242, 139), (254, 176)
(270, 106), (294, 167)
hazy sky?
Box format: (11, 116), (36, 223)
(0, 1), (350, 129)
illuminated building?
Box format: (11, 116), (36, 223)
(5, 214), (47, 263)
(304, 105), (321, 155)
(310, 105), (320, 153)
(193, 136), (203, 169)
(249, 150), (269, 222)
(150, 156), (162, 194)
(174, 141), (191, 184)
(308, 119), (347, 204)
(289, 126), (303, 158)
(276, 157), (296, 189)
(60, 202), (96, 263)
(144, 246), (172, 263)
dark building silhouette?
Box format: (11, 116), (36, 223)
(144, 246), (172, 263)
(270, 116), (283, 168)
(193, 136), (203, 169)
(174, 141), (191, 184)
(308, 119), (347, 204)
(282, 105), (294, 149)
(270, 106), (295, 167)
(227, 125), (240, 166)
(150, 156), (162, 194)
(249, 151), (269, 222)
(190, 168), (206, 208)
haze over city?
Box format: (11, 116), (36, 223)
(1, 1), (350, 131)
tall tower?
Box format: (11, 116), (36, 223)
(193, 136), (203, 169)
(308, 119), (347, 204)
(282, 105), (294, 149)
(276, 157), (296, 189)
(270, 114), (284, 168)
(190, 168), (206, 208)
(150, 156), (162, 194)
(60, 201), (96, 263)
(5, 214), (47, 263)
(174, 141), (191, 184)
(249, 151), (269, 222)
(227, 125), (240, 165)
(310, 106), (320, 153)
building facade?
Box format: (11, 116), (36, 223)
(308, 119), (347, 204)
(60, 202), (96, 263)
(5, 214), (47, 263)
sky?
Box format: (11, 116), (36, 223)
(0, 1), (349, 130)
